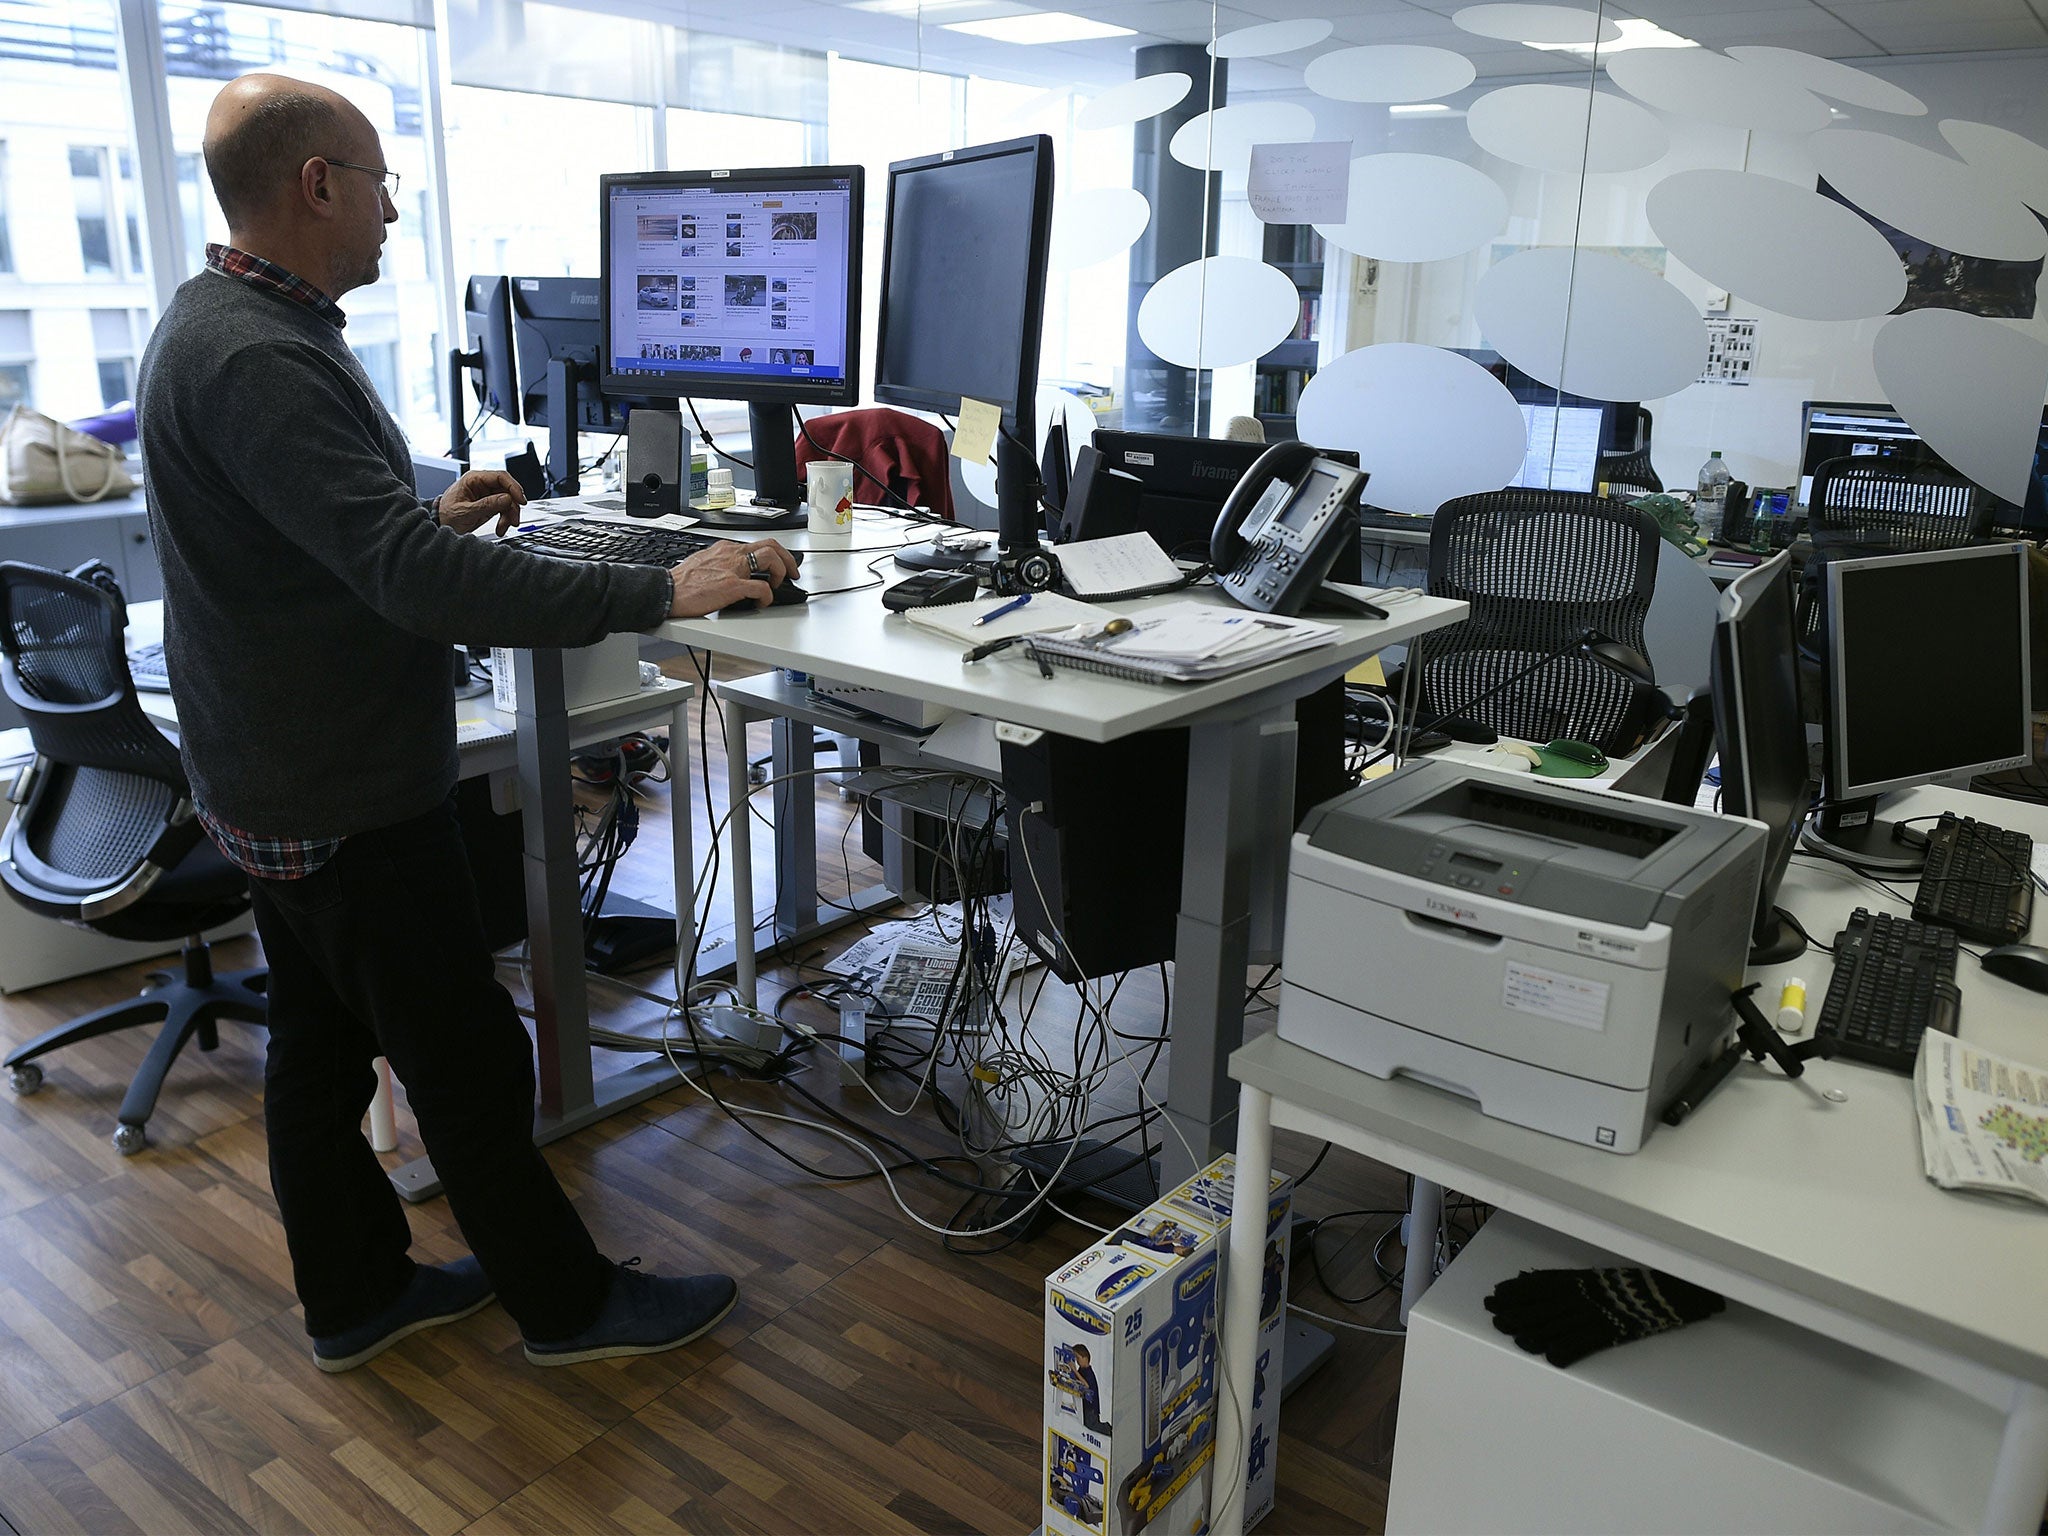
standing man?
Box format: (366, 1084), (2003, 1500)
(137, 73), (791, 1372)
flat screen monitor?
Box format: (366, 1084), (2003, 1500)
(1709, 552), (1812, 963)
(511, 276), (625, 432)
(1810, 541), (2033, 868)
(1513, 403), (1605, 493)
(1451, 348), (1631, 453)
(598, 167), (861, 408)
(1798, 400), (2048, 531)
(462, 275), (518, 425)
(875, 135), (1054, 557)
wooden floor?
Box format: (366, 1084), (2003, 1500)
(0, 653), (1420, 1536)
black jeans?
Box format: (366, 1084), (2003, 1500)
(248, 797), (611, 1341)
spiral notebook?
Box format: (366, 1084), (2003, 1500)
(1055, 532), (1190, 601)
(1024, 602), (1340, 684)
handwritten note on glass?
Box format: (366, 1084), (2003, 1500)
(1248, 140), (1352, 225)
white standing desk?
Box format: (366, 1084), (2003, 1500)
(650, 519), (1468, 1183)
(1214, 784), (2048, 1534)
(124, 602), (698, 1199)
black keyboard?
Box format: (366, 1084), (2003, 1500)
(1814, 908), (1960, 1073)
(127, 641), (170, 693)
(505, 518), (718, 567)
(1914, 813), (2034, 945)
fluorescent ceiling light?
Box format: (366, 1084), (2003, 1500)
(848, 0), (1017, 16)
(1389, 103), (1452, 114)
(1527, 18), (1698, 54)
(942, 10), (1136, 42)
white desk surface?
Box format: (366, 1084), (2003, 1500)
(1233, 783), (2048, 1389)
(644, 515), (1469, 743)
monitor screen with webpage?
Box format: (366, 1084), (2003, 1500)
(1513, 403), (1604, 493)
(599, 166), (861, 406)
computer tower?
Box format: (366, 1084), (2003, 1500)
(1001, 728), (1190, 983)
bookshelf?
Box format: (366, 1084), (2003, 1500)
(1254, 223), (1326, 437)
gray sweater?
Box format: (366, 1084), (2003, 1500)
(136, 268), (671, 838)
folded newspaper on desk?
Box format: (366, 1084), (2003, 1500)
(825, 900), (1027, 1020)
(1914, 1033), (2048, 1207)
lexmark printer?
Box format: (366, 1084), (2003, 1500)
(1279, 760), (1764, 1153)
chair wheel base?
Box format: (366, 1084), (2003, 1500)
(111, 1122), (147, 1156)
(7, 1063), (43, 1095)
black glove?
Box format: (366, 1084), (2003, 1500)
(1484, 1266), (1726, 1367)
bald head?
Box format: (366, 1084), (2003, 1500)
(203, 74), (372, 226)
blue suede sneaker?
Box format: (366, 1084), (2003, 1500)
(523, 1259), (737, 1366)
(311, 1257), (496, 1374)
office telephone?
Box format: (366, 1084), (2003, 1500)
(1209, 441), (1375, 617)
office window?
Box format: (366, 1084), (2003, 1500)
(117, 148), (143, 276)
(0, 311), (31, 412)
(665, 107), (806, 173)
(160, 1), (446, 444)
(70, 144), (114, 276)
(91, 306), (138, 406)
(0, 141), (12, 276)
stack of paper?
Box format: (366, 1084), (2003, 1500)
(900, 591), (1102, 644)
(1914, 1033), (2048, 1207)
(1029, 600), (1340, 683)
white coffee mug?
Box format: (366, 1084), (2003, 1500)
(806, 460), (855, 546)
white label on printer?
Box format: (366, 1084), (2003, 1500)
(1570, 928), (1642, 961)
(1503, 962), (1610, 1031)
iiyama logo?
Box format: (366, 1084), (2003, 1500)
(1191, 461), (1237, 482)
(571, 292), (598, 307)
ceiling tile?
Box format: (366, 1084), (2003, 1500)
(1674, 8), (1886, 44)
(1853, 16), (2048, 45)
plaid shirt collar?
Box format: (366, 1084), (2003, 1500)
(205, 243), (347, 330)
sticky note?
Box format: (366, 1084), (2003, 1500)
(952, 397), (1002, 465)
(1345, 655), (1387, 687)
(1248, 141), (1351, 225)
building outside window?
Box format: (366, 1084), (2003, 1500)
(90, 306), (145, 407)
(0, 2), (155, 420)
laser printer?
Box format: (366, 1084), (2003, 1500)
(1278, 760), (1764, 1152)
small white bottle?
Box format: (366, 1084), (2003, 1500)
(1695, 451), (1731, 540)
(703, 467), (735, 511)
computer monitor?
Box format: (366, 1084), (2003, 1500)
(1513, 403), (1605, 494)
(508, 276), (669, 494)
(875, 135), (1055, 567)
(1709, 552), (1812, 964)
(1807, 541), (2033, 871)
(1795, 401), (1936, 506)
(599, 166), (863, 514)
(462, 276), (517, 423)
(1451, 348), (1631, 453)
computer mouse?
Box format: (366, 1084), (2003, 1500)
(1980, 944), (2048, 994)
(1542, 738), (1608, 770)
(721, 579), (808, 615)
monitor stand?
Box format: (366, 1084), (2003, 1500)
(1799, 796), (1927, 875)
(694, 402), (806, 532)
(1748, 906), (1808, 966)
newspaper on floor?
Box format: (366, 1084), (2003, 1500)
(824, 899), (1026, 1023)
(1914, 1032), (2048, 1207)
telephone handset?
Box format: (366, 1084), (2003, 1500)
(1209, 441), (1373, 617)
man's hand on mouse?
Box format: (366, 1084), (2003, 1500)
(668, 538), (797, 617)
(434, 469), (528, 535)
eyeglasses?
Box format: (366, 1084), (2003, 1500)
(319, 158), (401, 200)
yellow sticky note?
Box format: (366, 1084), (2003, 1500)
(1346, 655), (1387, 687)
(951, 397), (1002, 465)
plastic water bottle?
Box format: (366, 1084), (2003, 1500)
(1695, 451), (1731, 541)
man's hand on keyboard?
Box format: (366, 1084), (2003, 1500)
(434, 469), (528, 535)
(669, 539), (797, 617)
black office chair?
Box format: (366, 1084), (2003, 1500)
(0, 562), (265, 1155)
(1414, 490), (1666, 757)
(1597, 448), (1663, 499)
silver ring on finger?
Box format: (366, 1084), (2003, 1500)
(746, 551), (761, 577)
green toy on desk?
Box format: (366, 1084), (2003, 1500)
(1532, 738), (1608, 778)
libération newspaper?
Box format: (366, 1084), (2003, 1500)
(1915, 1033), (2048, 1206)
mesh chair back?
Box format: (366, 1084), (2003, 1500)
(0, 562), (194, 905)
(1597, 448), (1663, 499)
(1808, 456), (1990, 554)
(1419, 490), (1661, 752)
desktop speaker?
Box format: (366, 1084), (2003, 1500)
(625, 408), (685, 518)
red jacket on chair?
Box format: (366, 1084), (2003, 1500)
(795, 407), (954, 521)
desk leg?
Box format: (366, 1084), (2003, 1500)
(1984, 1382), (2048, 1535)
(1163, 704), (1290, 1185)
(724, 697), (758, 1010)
(1401, 1177), (1442, 1322)
(772, 713), (817, 939)
(671, 697), (695, 974)
(1212, 1082), (1273, 1536)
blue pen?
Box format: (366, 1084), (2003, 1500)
(973, 594), (1032, 627)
